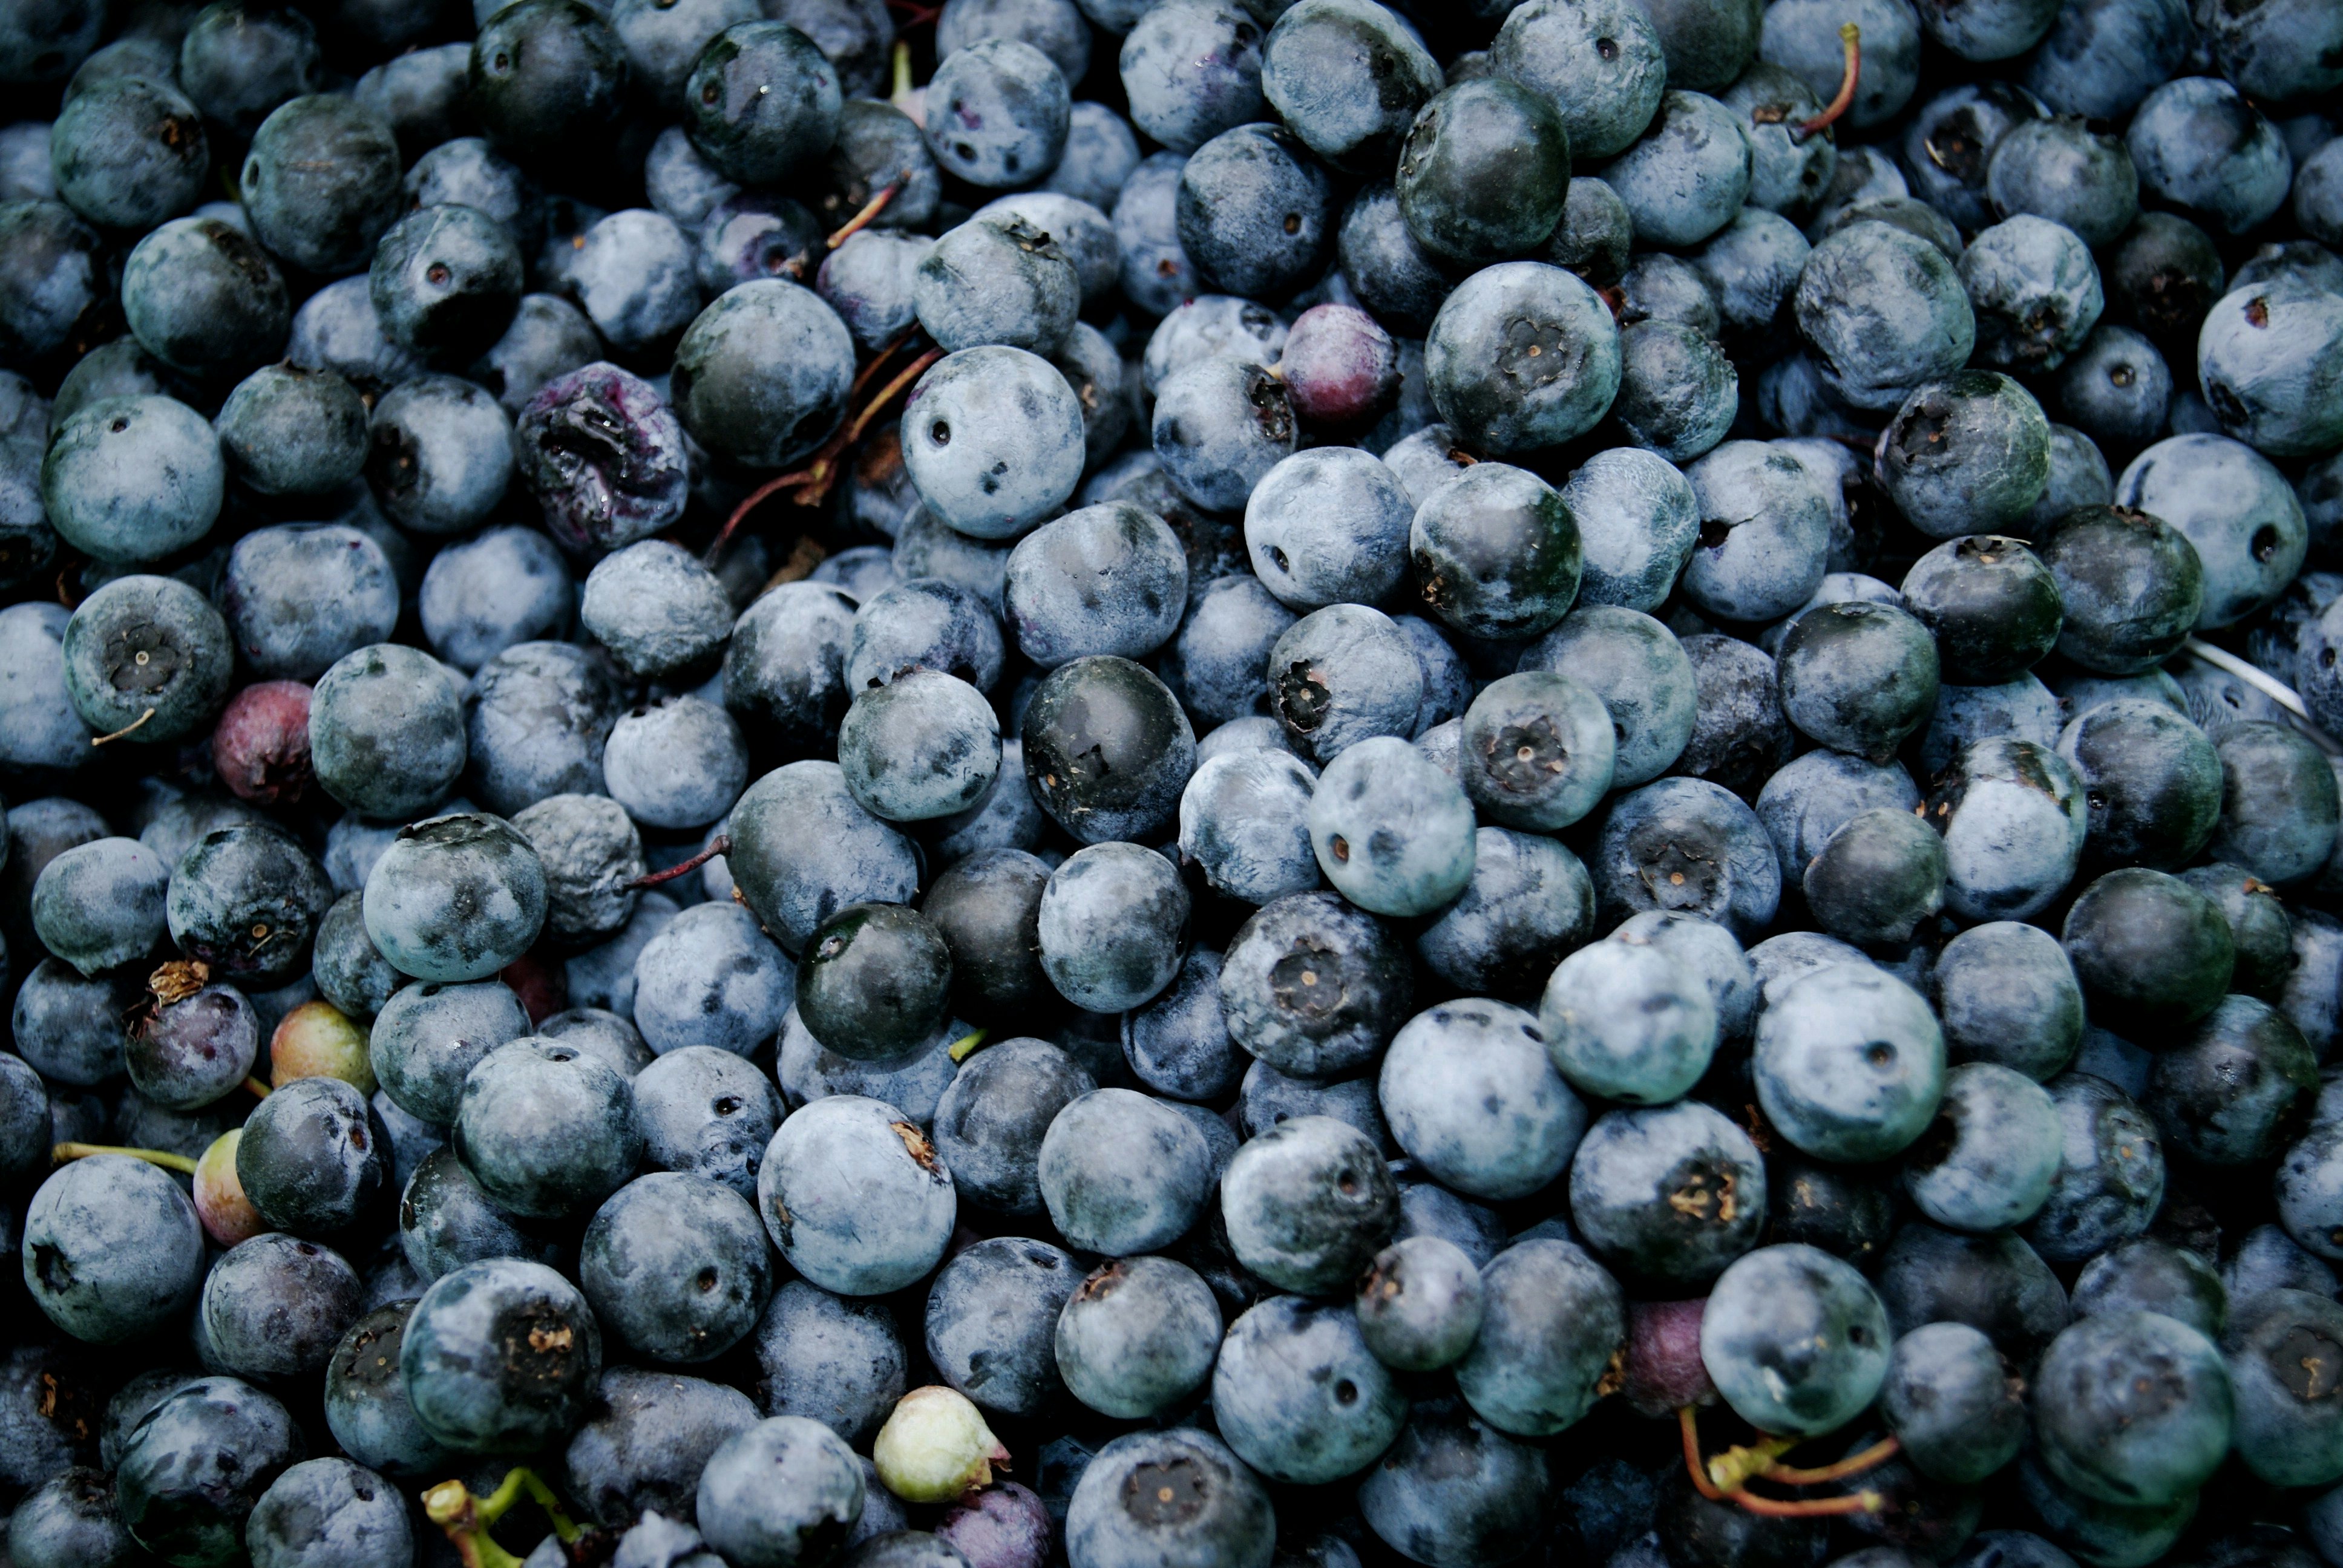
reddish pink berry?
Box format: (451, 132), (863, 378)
(211, 680), (313, 806)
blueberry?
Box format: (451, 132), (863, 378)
(399, 1256), (603, 1455)
(1299, 731), (1470, 915)
(578, 1172), (771, 1365)
(30, 834), (165, 977)
(1755, 961), (1945, 1160)
(1680, 440), (1835, 622)
(1017, 655), (1193, 844)
(1700, 1242), (1892, 1437)
(2053, 696), (2221, 872)
(1490, 0), (1663, 164)
(1607, 319), (1734, 463)
(234, 1073), (392, 1236)
(115, 1376), (304, 1566)
(1544, 938), (1721, 1102)
(2034, 1310), (2232, 1508)
(359, 812), (545, 984)
(119, 216), (290, 385)
(760, 1094), (955, 1294)
(1450, 1236), (1624, 1439)
(506, 370), (687, 566)
(196, 1232), (362, 1386)
(1335, 184), (1454, 337)
(1896, 1060), (2062, 1233)
(743, 1279), (903, 1446)
(2126, 76), (2292, 235)
(465, 0), (629, 164)
(1878, 1323), (2025, 1486)
(1598, 90), (1751, 250)
(406, 146), (540, 270)
(729, 761), (920, 952)
(11, 958), (137, 1087)
(2146, 993), (2317, 1166)
(1227, 448), (1409, 614)
(1555, 448), (1696, 615)
(366, 374), (518, 538)
(2214, 722), (2341, 885)
(926, 1235), (1079, 1419)
(463, 641), (620, 817)
(23, 1155), (205, 1344)
(1031, 841), (1184, 1011)
(162, 822), (330, 989)
(1167, 575), (1296, 729)
(397, 1141), (560, 1281)
(0, 0), (100, 85)
(925, 37), (1066, 188)
(1214, 892), (1409, 1085)
(2071, 1237), (2225, 1339)
(920, 1036), (1083, 1215)
(1219, 1112), (1395, 1295)
(562, 1365), (761, 1531)
(1592, 776), (1782, 938)
(1573, 1101), (1765, 1298)
(1052, 1255), (1218, 1419)
(1257, 0), (1435, 174)
(2020, 0), (2192, 119)
(2197, 282), (2343, 460)
(1065, 1428), (1274, 1568)
(2034, 505), (2203, 674)
(798, 902), (953, 1062)
(217, 529), (396, 690)
(818, 229), (927, 353)
(672, 278), (854, 470)
(1404, 466), (1587, 644)
(695, 1416), (863, 1568)
(816, 97), (942, 232)
(7, 1468), (140, 1568)
(42, 396), (221, 567)
(1929, 921), (2082, 1079)
(1425, 261), (1620, 452)
(578, 545), (730, 687)
(49, 76), (209, 233)
(2024, 1071), (2166, 1266)
(1375, 998), (1582, 1201)
(1391, 80), (1569, 268)
(1898, 537), (2059, 686)
(1793, 221), (1977, 411)
(2223, 1289), (2343, 1488)
(1355, 1400), (1546, 1568)
(1110, 151), (1202, 318)
(1026, 101), (1131, 215)
(449, 1034), (641, 1220)
(628, 1044), (780, 1198)
(1211, 1295), (1404, 1485)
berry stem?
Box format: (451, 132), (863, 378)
(629, 835), (730, 889)
(244, 1076), (273, 1100)
(90, 707), (156, 746)
(1677, 1406), (1887, 1518)
(424, 1468), (579, 1568)
(827, 174), (909, 250)
(947, 1028), (990, 1063)
(1794, 24), (1861, 139)
(1759, 1434), (1900, 1486)
(1680, 1407), (1732, 1501)
(52, 1142), (199, 1175)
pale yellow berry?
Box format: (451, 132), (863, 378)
(872, 1386), (1010, 1504)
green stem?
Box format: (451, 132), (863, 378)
(52, 1142), (198, 1175)
(947, 1028), (990, 1063)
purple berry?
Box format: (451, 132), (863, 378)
(514, 361), (690, 554)
(1279, 302), (1400, 430)
(936, 1481), (1052, 1568)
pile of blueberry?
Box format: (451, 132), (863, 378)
(3, 0), (2343, 1561)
